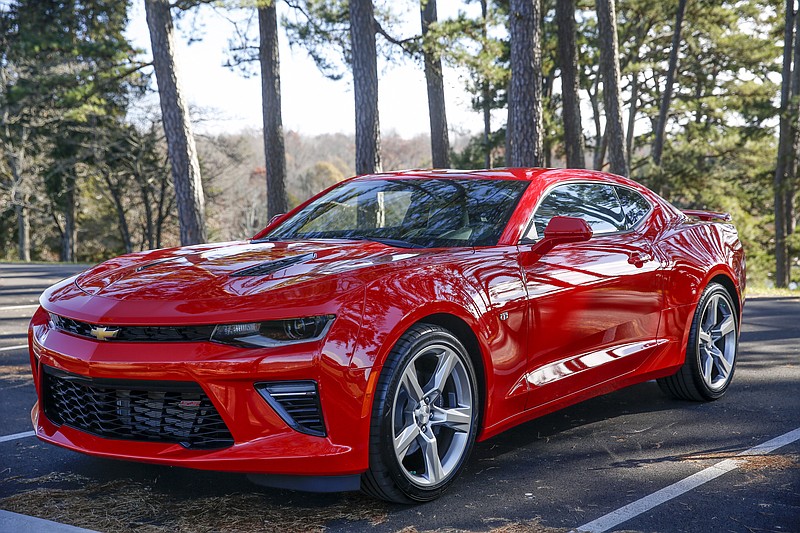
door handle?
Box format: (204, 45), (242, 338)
(628, 251), (652, 268)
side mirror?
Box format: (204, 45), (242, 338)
(529, 216), (593, 255)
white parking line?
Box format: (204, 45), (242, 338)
(0, 430), (35, 443)
(574, 426), (800, 533)
(0, 510), (98, 533)
(0, 344), (28, 352)
(0, 304), (39, 311)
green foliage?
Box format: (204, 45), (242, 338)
(429, 1), (509, 115)
(0, 0), (173, 262)
(0, 0), (796, 287)
(282, 0), (412, 80)
(451, 128), (506, 169)
(627, 0), (785, 283)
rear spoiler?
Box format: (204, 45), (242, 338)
(682, 209), (732, 222)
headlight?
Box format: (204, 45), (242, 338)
(210, 315), (335, 348)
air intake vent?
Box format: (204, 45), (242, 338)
(256, 381), (326, 437)
(42, 366), (234, 449)
(231, 253), (316, 277)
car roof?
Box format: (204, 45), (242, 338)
(354, 167), (642, 190)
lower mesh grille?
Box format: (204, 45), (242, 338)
(256, 381), (326, 437)
(42, 366), (234, 449)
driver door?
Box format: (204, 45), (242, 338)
(519, 182), (663, 410)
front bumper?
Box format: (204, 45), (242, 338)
(28, 308), (373, 476)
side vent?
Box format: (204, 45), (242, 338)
(231, 253), (316, 277)
(255, 381), (326, 437)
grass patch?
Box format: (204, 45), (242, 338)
(745, 286), (800, 298)
(0, 477), (389, 532)
(0, 473), (571, 532)
(0, 364), (32, 382)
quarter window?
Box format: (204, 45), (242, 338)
(615, 186), (652, 229)
(524, 183), (626, 240)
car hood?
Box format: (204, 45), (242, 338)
(73, 240), (423, 302)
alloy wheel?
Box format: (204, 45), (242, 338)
(391, 344), (473, 487)
(697, 293), (737, 391)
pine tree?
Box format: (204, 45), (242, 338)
(145, 0), (207, 245)
(507, 0), (543, 167)
(350, 0), (381, 174)
(595, 0), (628, 176)
(258, 1), (289, 217)
(420, 0), (450, 168)
(556, 0), (585, 169)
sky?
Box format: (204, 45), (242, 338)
(125, 1), (497, 138)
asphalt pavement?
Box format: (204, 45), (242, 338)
(0, 262), (798, 533)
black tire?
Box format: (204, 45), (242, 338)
(361, 323), (480, 503)
(657, 282), (739, 401)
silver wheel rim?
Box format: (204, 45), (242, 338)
(391, 343), (473, 488)
(697, 293), (737, 391)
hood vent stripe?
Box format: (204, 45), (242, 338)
(135, 257), (179, 272)
(230, 253), (316, 277)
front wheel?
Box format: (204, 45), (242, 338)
(361, 324), (479, 503)
(658, 282), (739, 401)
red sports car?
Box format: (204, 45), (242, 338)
(28, 168), (745, 503)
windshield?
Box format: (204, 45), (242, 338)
(260, 178), (529, 248)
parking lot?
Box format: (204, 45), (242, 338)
(1, 262), (798, 532)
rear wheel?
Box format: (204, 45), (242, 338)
(361, 324), (479, 503)
(658, 282), (739, 401)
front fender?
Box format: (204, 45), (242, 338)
(350, 271), (484, 372)
(350, 248), (531, 440)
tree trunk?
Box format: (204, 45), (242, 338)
(145, 0), (206, 246)
(156, 174), (171, 249)
(507, 0), (543, 167)
(589, 75), (604, 170)
(543, 71), (553, 168)
(349, 0), (381, 175)
(104, 173), (133, 254)
(626, 70), (639, 165)
(258, 2), (289, 217)
(7, 146), (31, 262)
(62, 175), (76, 262)
(481, 0), (492, 168)
(420, 0), (450, 169)
(775, 0), (794, 288)
(595, 0), (628, 176)
(598, 122), (609, 170)
(652, 0), (688, 167)
(134, 169), (156, 249)
(555, 0), (585, 169)
(784, 1), (800, 283)
(15, 201), (30, 262)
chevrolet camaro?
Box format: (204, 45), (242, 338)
(28, 168), (745, 503)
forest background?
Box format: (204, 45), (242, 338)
(1, 0), (798, 288)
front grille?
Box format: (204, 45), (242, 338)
(42, 366), (234, 449)
(51, 314), (214, 342)
(256, 381), (326, 437)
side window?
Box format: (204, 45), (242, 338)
(523, 183), (626, 240)
(615, 186), (652, 229)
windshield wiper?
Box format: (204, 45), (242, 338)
(253, 235), (425, 249)
(351, 236), (425, 249)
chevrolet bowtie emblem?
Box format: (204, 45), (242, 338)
(89, 326), (120, 341)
